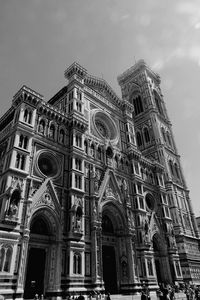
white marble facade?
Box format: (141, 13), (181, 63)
(0, 61), (200, 300)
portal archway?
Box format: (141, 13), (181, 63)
(101, 202), (127, 294)
(24, 209), (61, 299)
(153, 233), (172, 284)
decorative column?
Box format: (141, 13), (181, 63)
(16, 229), (30, 295)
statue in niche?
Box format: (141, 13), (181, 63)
(38, 120), (45, 134)
(93, 167), (101, 193)
(74, 206), (82, 232)
(93, 202), (97, 219)
(144, 218), (150, 243)
(8, 202), (18, 217)
(8, 189), (21, 217)
(59, 130), (64, 143)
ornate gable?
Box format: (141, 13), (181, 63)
(98, 169), (122, 204)
(30, 178), (62, 218)
(85, 74), (122, 108)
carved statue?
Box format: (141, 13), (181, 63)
(8, 202), (18, 217)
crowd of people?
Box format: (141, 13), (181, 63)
(156, 283), (200, 300)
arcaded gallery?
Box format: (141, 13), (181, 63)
(0, 60), (200, 299)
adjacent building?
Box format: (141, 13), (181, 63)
(0, 60), (200, 300)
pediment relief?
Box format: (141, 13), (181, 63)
(103, 182), (120, 202)
(99, 169), (122, 204)
(30, 178), (61, 218)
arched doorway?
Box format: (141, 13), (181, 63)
(153, 234), (172, 285)
(102, 215), (117, 293)
(101, 202), (127, 295)
(24, 214), (54, 299)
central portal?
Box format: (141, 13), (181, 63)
(24, 248), (46, 299)
(102, 245), (118, 294)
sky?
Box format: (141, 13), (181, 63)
(1, 0), (200, 213)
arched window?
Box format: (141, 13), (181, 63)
(144, 127), (150, 143)
(73, 252), (81, 274)
(136, 132), (143, 147)
(0, 248), (5, 271)
(133, 96), (143, 116)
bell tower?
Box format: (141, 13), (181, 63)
(118, 60), (199, 283)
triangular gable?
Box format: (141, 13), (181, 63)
(30, 178), (62, 218)
(85, 75), (122, 107)
(98, 169), (122, 203)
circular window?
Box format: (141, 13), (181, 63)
(93, 110), (118, 143)
(37, 151), (59, 177)
(95, 120), (109, 138)
(145, 194), (155, 210)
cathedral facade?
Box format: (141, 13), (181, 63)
(0, 60), (200, 300)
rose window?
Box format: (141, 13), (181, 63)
(92, 110), (118, 143)
(37, 151), (59, 178)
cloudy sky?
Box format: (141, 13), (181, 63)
(1, 0), (200, 213)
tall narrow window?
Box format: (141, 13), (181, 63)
(75, 158), (82, 171)
(23, 109), (32, 124)
(28, 111), (32, 124)
(15, 153), (26, 170)
(90, 144), (95, 157)
(84, 140), (88, 154)
(75, 135), (82, 147)
(136, 132), (143, 147)
(97, 147), (102, 160)
(75, 174), (82, 189)
(4, 248), (12, 272)
(169, 160), (174, 176)
(133, 96), (143, 115)
(166, 132), (172, 147)
(0, 248), (5, 271)
(144, 127), (150, 143)
(19, 135), (28, 149)
(161, 127), (166, 142)
(73, 253), (81, 274)
(154, 93), (164, 116)
(174, 163), (180, 179)
(23, 109), (28, 122)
